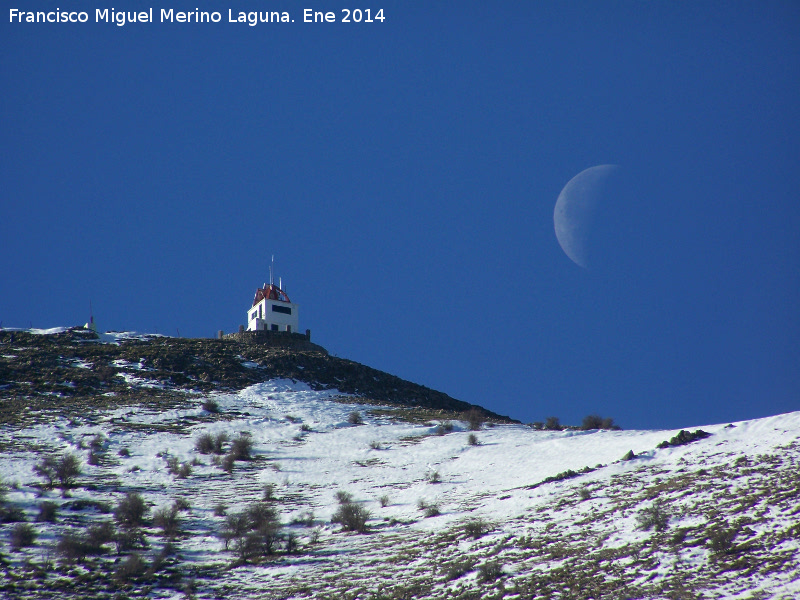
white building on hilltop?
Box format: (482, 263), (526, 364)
(246, 281), (299, 333)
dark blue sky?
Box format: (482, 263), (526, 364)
(3, 2), (799, 429)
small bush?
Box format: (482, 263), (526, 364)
(348, 412), (363, 425)
(118, 447), (130, 457)
(214, 503), (227, 517)
(379, 495), (390, 508)
(56, 531), (89, 562)
(462, 408), (484, 431)
(464, 518), (489, 539)
(423, 503), (441, 518)
(195, 433), (215, 454)
(221, 453), (236, 473)
(219, 502), (282, 562)
(202, 398), (220, 413)
(426, 470), (441, 484)
(478, 561), (503, 582)
(637, 500), (671, 532)
(87, 450), (101, 466)
(90, 434), (105, 449)
(467, 433), (479, 446)
(545, 416), (562, 431)
(0, 504), (26, 523)
(34, 453), (81, 491)
(37, 501), (58, 523)
(263, 483), (277, 502)
(332, 502), (370, 533)
(229, 434), (253, 461)
(178, 462), (192, 478)
(369, 440), (382, 450)
(173, 497), (191, 512)
(86, 520), (115, 550)
(578, 487), (591, 501)
(581, 414), (617, 430)
(114, 528), (148, 553)
(213, 432), (229, 454)
(114, 552), (148, 582)
(153, 506), (180, 538)
(708, 525), (739, 556)
(300, 423), (312, 432)
(10, 522), (37, 551)
(115, 492), (149, 529)
(336, 491), (353, 505)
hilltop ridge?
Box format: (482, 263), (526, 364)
(0, 328), (515, 426)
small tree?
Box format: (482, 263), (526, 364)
(332, 502), (370, 533)
(35, 453), (81, 493)
(10, 522), (37, 551)
(115, 492), (149, 529)
(153, 505), (180, 538)
(545, 416), (562, 431)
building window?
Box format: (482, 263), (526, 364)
(286, 325), (291, 333)
(272, 305), (292, 315)
(251, 312), (258, 320)
(271, 324), (279, 331)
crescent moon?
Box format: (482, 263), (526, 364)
(554, 164), (619, 269)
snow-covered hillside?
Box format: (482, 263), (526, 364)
(1, 377), (799, 599)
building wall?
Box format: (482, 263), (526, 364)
(247, 298), (299, 333)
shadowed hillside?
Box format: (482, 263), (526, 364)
(0, 328), (515, 426)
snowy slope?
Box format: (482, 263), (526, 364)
(1, 379), (799, 599)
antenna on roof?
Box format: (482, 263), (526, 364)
(270, 255), (274, 286)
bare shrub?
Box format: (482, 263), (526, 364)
(214, 503), (227, 517)
(36, 501), (58, 523)
(331, 502), (370, 533)
(545, 416), (562, 431)
(426, 470), (441, 484)
(637, 500), (671, 532)
(581, 414), (617, 430)
(335, 491), (353, 505)
(464, 518), (489, 539)
(213, 432), (229, 454)
(229, 434), (253, 461)
(467, 433), (479, 446)
(114, 492), (149, 529)
(348, 411), (363, 425)
(87, 450), (101, 466)
(195, 433), (215, 454)
(173, 497), (191, 512)
(153, 506), (180, 538)
(219, 502), (282, 562)
(221, 453), (236, 474)
(56, 531), (89, 563)
(86, 520), (115, 551)
(34, 453), (81, 491)
(202, 398), (220, 413)
(114, 552), (148, 582)
(379, 495), (390, 508)
(263, 483), (277, 501)
(462, 408), (484, 431)
(10, 522), (37, 551)
(478, 561), (503, 582)
(54, 453), (81, 491)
